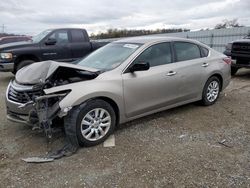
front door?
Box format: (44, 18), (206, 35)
(122, 42), (179, 118)
(41, 30), (72, 62)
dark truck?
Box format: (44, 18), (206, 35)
(224, 35), (250, 75)
(0, 28), (107, 73)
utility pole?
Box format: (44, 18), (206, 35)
(1, 24), (5, 33)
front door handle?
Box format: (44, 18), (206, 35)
(166, 71), (177, 76)
(202, 63), (209, 67)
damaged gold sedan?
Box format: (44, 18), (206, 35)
(5, 37), (231, 150)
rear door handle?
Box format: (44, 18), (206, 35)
(202, 63), (209, 67)
(166, 71), (177, 76)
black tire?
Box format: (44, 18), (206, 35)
(231, 67), (239, 76)
(201, 76), (221, 106)
(65, 99), (116, 147)
(15, 60), (35, 73)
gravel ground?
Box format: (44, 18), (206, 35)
(0, 70), (250, 188)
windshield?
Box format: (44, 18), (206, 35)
(77, 43), (142, 70)
(32, 29), (52, 43)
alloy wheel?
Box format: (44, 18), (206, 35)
(80, 108), (111, 141)
(206, 81), (219, 102)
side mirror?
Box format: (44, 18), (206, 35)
(45, 38), (57, 45)
(129, 62), (150, 73)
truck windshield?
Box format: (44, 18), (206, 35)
(77, 43), (141, 70)
(32, 30), (52, 43)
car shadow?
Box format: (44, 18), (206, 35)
(116, 102), (198, 132)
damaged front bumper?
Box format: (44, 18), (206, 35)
(6, 80), (72, 137)
(6, 81), (36, 125)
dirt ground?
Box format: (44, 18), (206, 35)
(0, 70), (250, 188)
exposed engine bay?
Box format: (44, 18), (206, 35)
(44, 67), (99, 88)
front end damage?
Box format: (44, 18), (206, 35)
(6, 61), (100, 141)
(21, 91), (71, 139)
(6, 81), (67, 135)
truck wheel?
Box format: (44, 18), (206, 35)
(16, 60), (35, 72)
(201, 76), (221, 106)
(65, 99), (116, 147)
(231, 67), (239, 76)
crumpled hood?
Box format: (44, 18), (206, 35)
(15, 60), (99, 85)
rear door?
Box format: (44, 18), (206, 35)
(171, 41), (207, 100)
(40, 29), (72, 62)
(122, 42), (179, 118)
(69, 29), (92, 60)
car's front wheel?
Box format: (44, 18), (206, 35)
(66, 99), (116, 147)
(201, 76), (221, 106)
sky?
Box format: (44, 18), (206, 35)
(0, 0), (250, 36)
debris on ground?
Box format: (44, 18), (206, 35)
(22, 141), (78, 163)
(218, 139), (233, 148)
(103, 134), (115, 147)
(22, 117), (79, 163)
(46, 141), (78, 159)
(22, 157), (54, 163)
(178, 134), (188, 139)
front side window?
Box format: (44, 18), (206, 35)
(174, 42), (201, 62)
(49, 30), (69, 44)
(133, 42), (172, 67)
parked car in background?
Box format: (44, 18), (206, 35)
(0, 36), (31, 45)
(0, 28), (108, 73)
(224, 35), (250, 75)
(5, 37), (231, 146)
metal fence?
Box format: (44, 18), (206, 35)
(96, 27), (250, 53)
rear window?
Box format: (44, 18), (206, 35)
(71, 30), (86, 42)
(174, 42), (201, 62)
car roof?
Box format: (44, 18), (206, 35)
(114, 36), (198, 45)
(50, 28), (87, 31)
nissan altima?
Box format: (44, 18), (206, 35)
(5, 36), (231, 146)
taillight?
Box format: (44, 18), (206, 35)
(223, 57), (231, 65)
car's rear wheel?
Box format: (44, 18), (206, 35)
(66, 99), (116, 147)
(201, 76), (221, 106)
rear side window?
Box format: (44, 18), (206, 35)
(71, 30), (86, 42)
(134, 42), (172, 67)
(174, 42), (201, 62)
